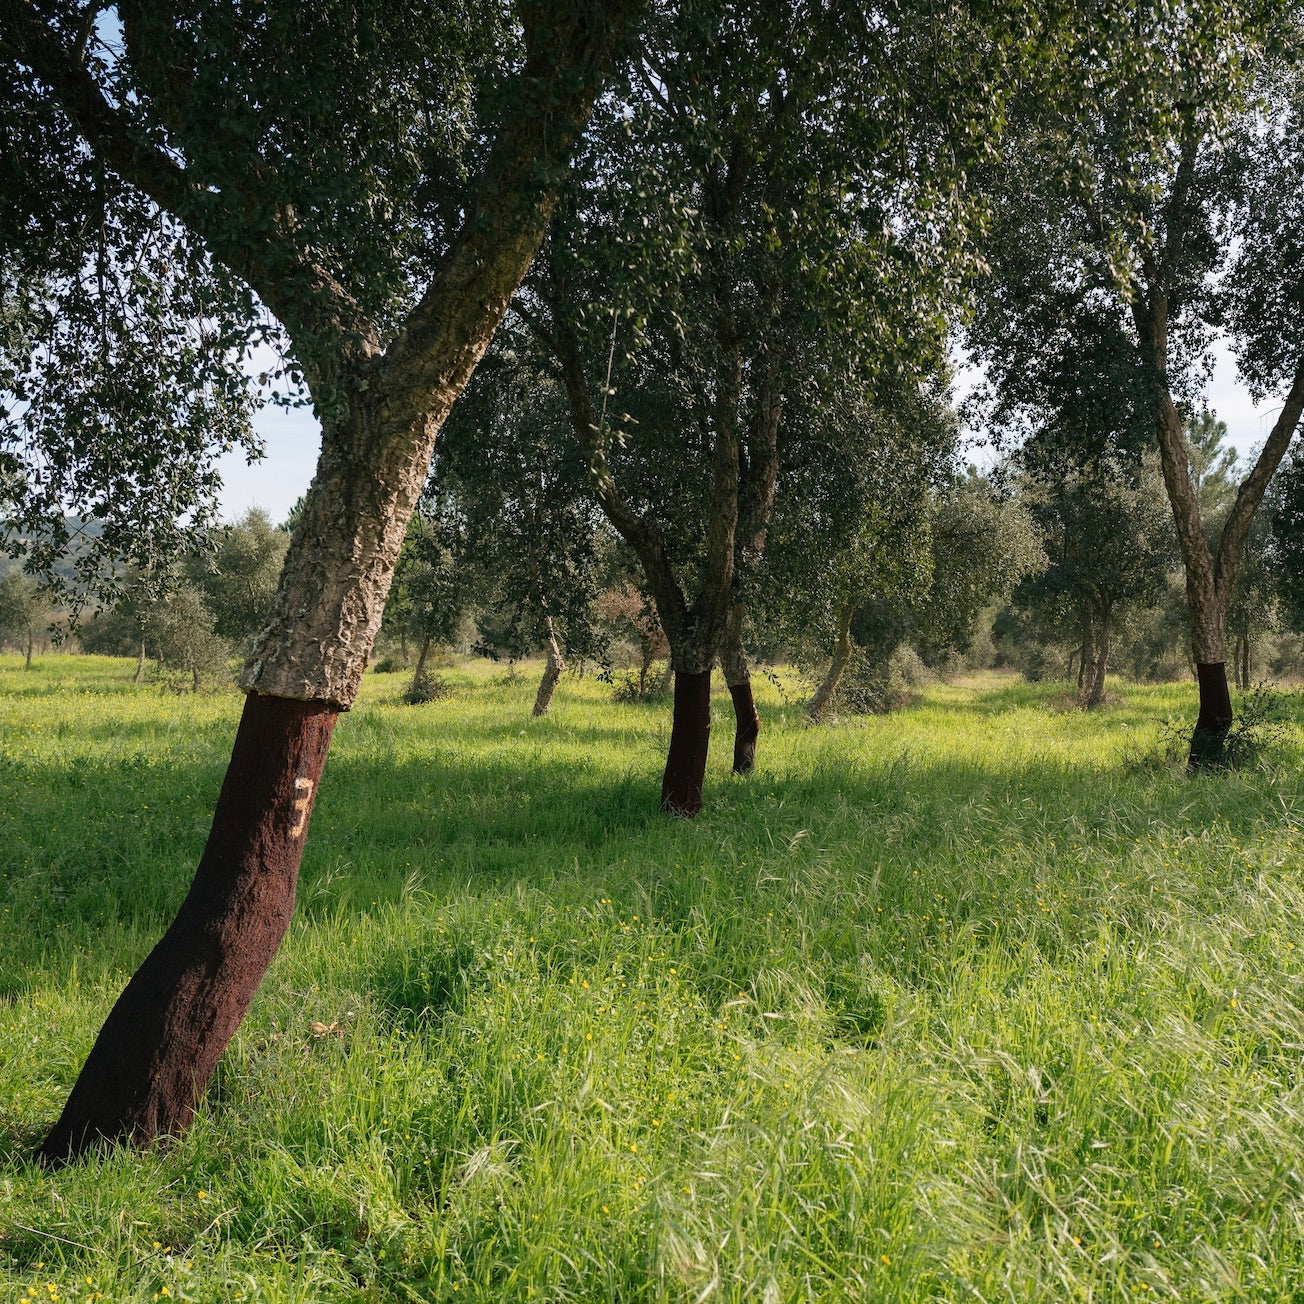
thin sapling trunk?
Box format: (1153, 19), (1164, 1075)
(533, 616), (565, 716)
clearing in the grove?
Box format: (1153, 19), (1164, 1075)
(1, 656), (1302, 1301)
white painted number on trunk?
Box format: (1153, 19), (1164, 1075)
(290, 777), (315, 837)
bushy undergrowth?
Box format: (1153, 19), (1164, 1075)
(2, 657), (1303, 1301)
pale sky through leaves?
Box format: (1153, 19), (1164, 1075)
(216, 334), (1285, 526)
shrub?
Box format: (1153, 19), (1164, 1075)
(402, 672), (452, 705)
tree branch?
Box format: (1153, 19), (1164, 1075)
(548, 305), (689, 647)
(1, 1), (376, 365)
(1214, 351), (1304, 607)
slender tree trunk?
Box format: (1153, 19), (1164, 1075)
(24, 629), (33, 669)
(533, 616), (564, 716)
(661, 670), (712, 816)
(720, 608), (758, 773)
(808, 605), (853, 722)
(134, 635), (147, 684)
(39, 695), (336, 1161)
(1076, 601), (1094, 702)
(1085, 597), (1111, 709)
(409, 634), (432, 696)
(658, 660), (673, 693)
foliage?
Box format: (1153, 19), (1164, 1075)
(189, 508), (289, 647)
(141, 581), (231, 690)
(515, 0), (1048, 672)
(384, 507), (483, 660)
(426, 340), (608, 666)
(0, 566), (53, 661)
(401, 670), (453, 706)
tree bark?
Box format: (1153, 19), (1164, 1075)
(1085, 597), (1111, 709)
(720, 608), (758, 773)
(134, 635), (147, 684)
(1132, 266), (1304, 768)
(1189, 661), (1233, 769)
(808, 605), (853, 722)
(39, 694), (336, 1163)
(533, 616), (564, 716)
(15, 1), (644, 1160)
(661, 670), (712, 816)
(409, 634), (432, 697)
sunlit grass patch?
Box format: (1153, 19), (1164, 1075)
(1, 657), (1303, 1300)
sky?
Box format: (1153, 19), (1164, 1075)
(213, 335), (1288, 525)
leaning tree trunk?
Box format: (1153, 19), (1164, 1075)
(39, 695), (336, 1159)
(19, 0), (641, 1166)
(409, 634), (433, 697)
(662, 669), (712, 816)
(38, 394), (433, 1163)
(808, 605), (853, 723)
(533, 616), (565, 716)
(1085, 597), (1111, 709)
(720, 608), (758, 773)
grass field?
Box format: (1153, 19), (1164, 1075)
(1, 655), (1303, 1302)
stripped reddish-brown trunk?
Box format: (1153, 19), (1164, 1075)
(727, 681), (759, 773)
(1076, 600), (1093, 700)
(720, 609), (758, 773)
(1189, 661), (1233, 769)
(661, 670), (712, 816)
(16, 0), (643, 1163)
(533, 616), (564, 716)
(39, 693), (336, 1163)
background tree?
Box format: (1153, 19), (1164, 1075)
(1010, 455), (1174, 705)
(141, 580), (230, 691)
(384, 501), (483, 703)
(2, 0), (642, 1160)
(427, 337), (608, 715)
(0, 566), (53, 666)
(757, 377), (956, 722)
(966, 3), (1304, 764)
(193, 509), (290, 651)
(525, 0), (1039, 813)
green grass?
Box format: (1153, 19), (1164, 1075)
(2, 655), (1303, 1302)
